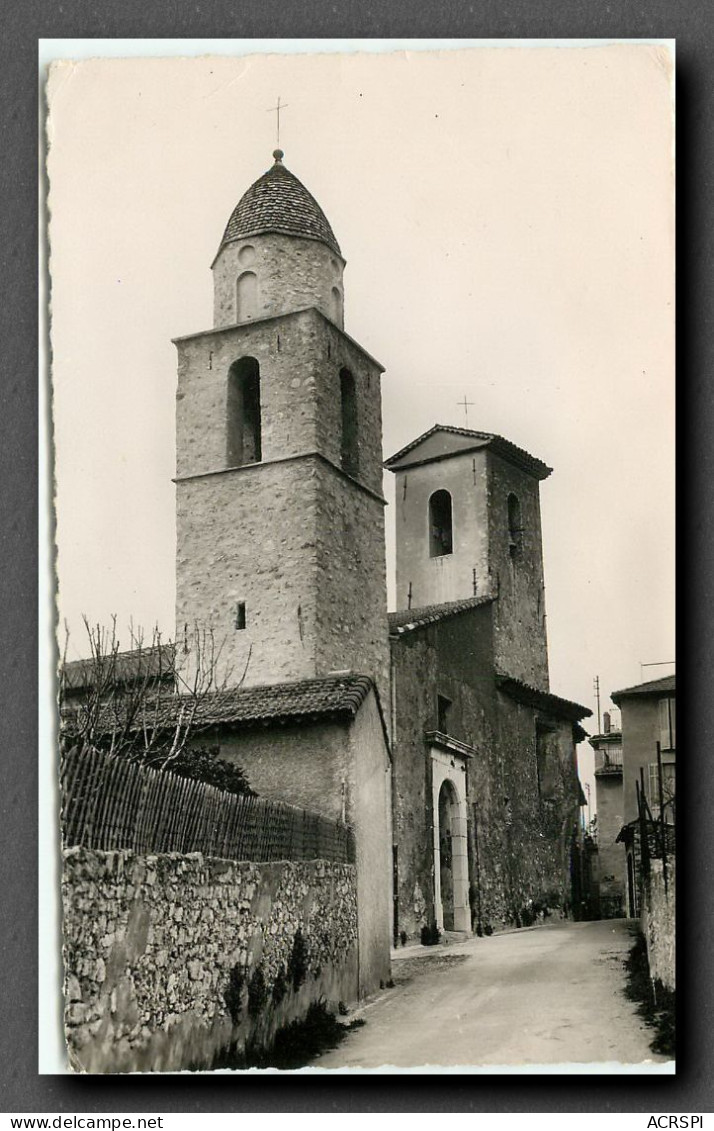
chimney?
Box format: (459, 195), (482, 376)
(603, 711), (611, 734)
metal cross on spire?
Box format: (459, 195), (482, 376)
(267, 96), (289, 148)
(458, 394), (475, 426)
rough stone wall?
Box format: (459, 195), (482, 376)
(212, 234), (345, 331)
(175, 308), (383, 492)
(641, 858), (675, 990)
(62, 848), (358, 1073)
(493, 691), (579, 920)
(312, 462), (390, 711)
(176, 458), (320, 689)
(392, 449), (491, 612)
(391, 604), (580, 940)
(390, 604), (505, 936)
(487, 451), (549, 690)
(205, 697), (391, 998)
(175, 307), (387, 693)
(175, 310), (329, 479)
(594, 772), (626, 917)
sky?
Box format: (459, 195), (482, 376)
(46, 41), (675, 806)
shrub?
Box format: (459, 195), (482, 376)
(247, 964), (268, 1018)
(159, 743), (255, 797)
(271, 965), (288, 1005)
(288, 928), (309, 991)
(420, 922), (441, 946)
(224, 965), (244, 1025)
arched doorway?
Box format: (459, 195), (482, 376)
(438, 780), (458, 930)
(431, 750), (470, 933)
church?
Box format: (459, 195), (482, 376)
(171, 148), (591, 991)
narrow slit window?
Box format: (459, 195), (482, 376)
(340, 367), (359, 476)
(235, 602), (246, 630)
(226, 357), (261, 467)
(429, 490), (453, 557)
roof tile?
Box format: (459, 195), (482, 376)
(389, 595), (495, 634)
(219, 159), (341, 257)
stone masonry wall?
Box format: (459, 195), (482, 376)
(487, 452), (550, 690)
(392, 449), (491, 613)
(175, 306), (387, 693)
(62, 848), (358, 1073)
(641, 858), (675, 991)
(175, 459), (320, 689)
(175, 308), (383, 496)
(212, 234), (345, 331)
(313, 461), (390, 712)
(391, 603), (579, 940)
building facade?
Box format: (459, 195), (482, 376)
(589, 716), (625, 918)
(386, 427), (591, 938)
(612, 675), (676, 917)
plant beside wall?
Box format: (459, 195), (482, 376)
(288, 928), (309, 991)
(271, 965), (289, 1005)
(224, 965), (245, 1025)
(420, 922), (441, 946)
(247, 964), (269, 1019)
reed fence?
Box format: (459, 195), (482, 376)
(60, 746), (355, 865)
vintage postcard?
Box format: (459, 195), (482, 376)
(45, 41), (675, 1074)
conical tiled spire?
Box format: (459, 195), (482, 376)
(218, 150), (341, 257)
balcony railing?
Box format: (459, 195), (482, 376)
(595, 749), (623, 775)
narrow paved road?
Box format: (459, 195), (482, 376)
(312, 919), (667, 1070)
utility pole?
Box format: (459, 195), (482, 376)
(593, 675), (601, 734)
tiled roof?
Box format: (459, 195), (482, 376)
(62, 645), (176, 695)
(219, 154), (341, 257)
(63, 673), (377, 736)
(611, 674), (675, 702)
(495, 673), (592, 722)
(389, 594), (495, 635)
(384, 425), (552, 480)
(192, 673), (372, 729)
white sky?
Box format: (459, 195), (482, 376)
(46, 42), (675, 801)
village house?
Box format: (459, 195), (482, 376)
(612, 674), (676, 917)
(589, 713), (626, 919)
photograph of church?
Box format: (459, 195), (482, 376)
(47, 43), (674, 1073)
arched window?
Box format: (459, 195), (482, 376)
(236, 271), (258, 322)
(226, 357), (261, 467)
(429, 490), (453, 557)
(332, 287), (343, 323)
(340, 367), (358, 476)
(508, 493), (523, 560)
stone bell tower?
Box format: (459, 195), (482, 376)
(174, 150), (389, 701)
(385, 425), (552, 690)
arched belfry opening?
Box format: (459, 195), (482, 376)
(429, 490), (453, 557)
(226, 357), (261, 467)
(508, 493), (523, 560)
(340, 367), (359, 477)
(236, 271), (258, 322)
